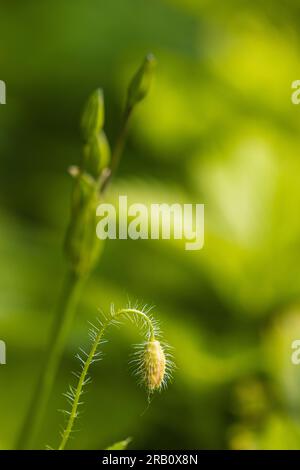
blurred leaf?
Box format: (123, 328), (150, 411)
(105, 437), (132, 450)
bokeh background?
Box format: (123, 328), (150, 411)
(1, 0), (300, 450)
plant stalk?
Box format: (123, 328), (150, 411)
(17, 109), (133, 450)
(17, 54), (155, 449)
(16, 106), (133, 450)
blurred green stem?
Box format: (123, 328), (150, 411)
(16, 270), (84, 449)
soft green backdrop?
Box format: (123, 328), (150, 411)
(1, 0), (300, 449)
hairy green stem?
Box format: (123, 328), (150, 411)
(58, 308), (155, 450)
(16, 270), (84, 449)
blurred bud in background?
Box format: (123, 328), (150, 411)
(64, 88), (111, 276)
(81, 89), (104, 142)
(126, 53), (157, 111)
(82, 132), (111, 179)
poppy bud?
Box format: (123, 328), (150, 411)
(143, 339), (166, 391)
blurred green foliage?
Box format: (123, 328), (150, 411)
(1, 0), (300, 450)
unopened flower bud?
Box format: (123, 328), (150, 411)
(81, 89), (104, 142)
(64, 173), (103, 276)
(82, 131), (111, 179)
(126, 53), (156, 111)
(143, 339), (166, 391)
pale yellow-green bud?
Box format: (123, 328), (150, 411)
(126, 53), (156, 111)
(81, 88), (104, 142)
(143, 340), (166, 391)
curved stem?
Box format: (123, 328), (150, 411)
(58, 308), (155, 450)
(119, 308), (155, 340)
(16, 270), (85, 450)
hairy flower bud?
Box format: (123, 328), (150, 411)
(81, 88), (104, 142)
(143, 339), (166, 391)
(126, 53), (156, 111)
